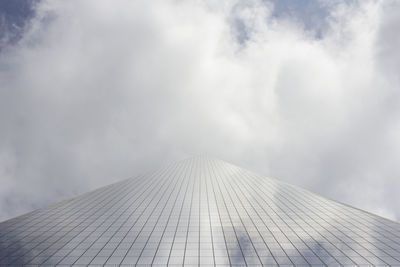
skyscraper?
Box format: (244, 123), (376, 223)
(0, 157), (399, 266)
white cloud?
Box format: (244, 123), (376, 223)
(0, 0), (400, 222)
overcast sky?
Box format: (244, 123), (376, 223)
(0, 0), (400, 222)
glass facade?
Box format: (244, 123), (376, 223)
(0, 156), (399, 266)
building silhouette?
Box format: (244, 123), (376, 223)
(0, 156), (400, 266)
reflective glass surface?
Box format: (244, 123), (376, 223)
(0, 157), (400, 266)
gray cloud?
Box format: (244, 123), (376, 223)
(0, 0), (400, 222)
(0, 0), (39, 50)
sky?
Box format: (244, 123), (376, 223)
(0, 0), (400, 223)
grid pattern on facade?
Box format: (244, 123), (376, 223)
(0, 156), (400, 266)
